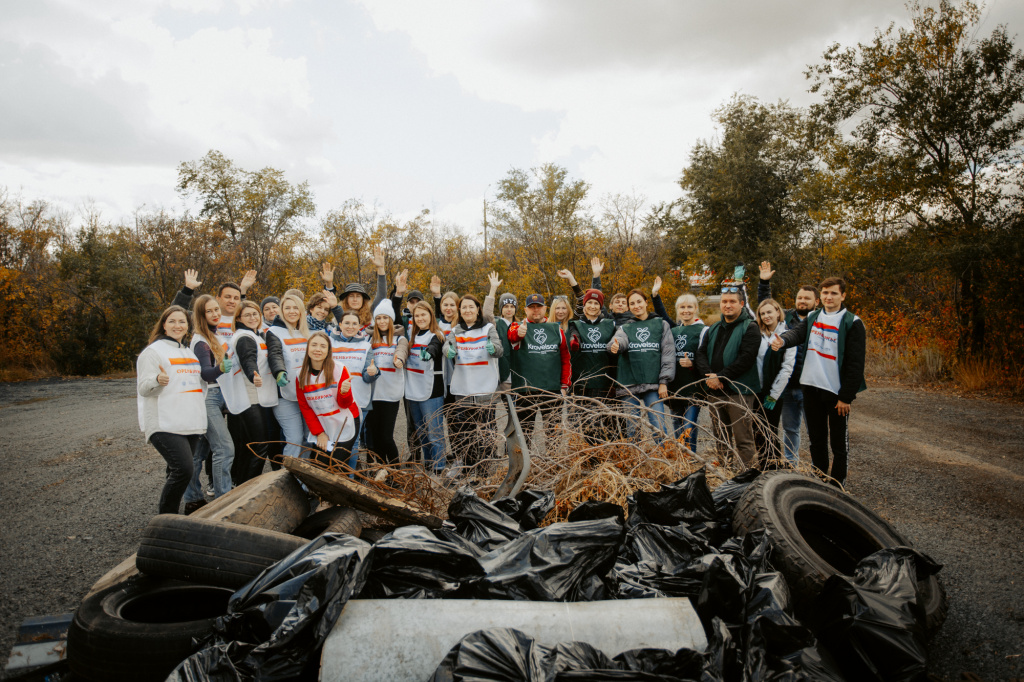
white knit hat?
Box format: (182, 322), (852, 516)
(373, 299), (396, 321)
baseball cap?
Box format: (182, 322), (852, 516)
(525, 293), (545, 307)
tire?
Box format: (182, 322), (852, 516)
(137, 515), (308, 588)
(292, 506), (363, 539)
(732, 470), (948, 635)
(359, 526), (395, 544)
(67, 575), (232, 682)
(86, 469), (308, 599)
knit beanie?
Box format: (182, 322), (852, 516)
(260, 296), (280, 311)
(499, 293), (518, 309)
(373, 299), (396, 321)
(582, 289), (604, 307)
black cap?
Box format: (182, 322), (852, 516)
(407, 290), (424, 302)
(342, 283), (369, 301)
(525, 293), (545, 307)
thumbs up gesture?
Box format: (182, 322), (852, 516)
(253, 371), (263, 388)
(157, 364), (170, 386)
(367, 359), (378, 377)
(517, 322), (527, 339)
(609, 338), (620, 354)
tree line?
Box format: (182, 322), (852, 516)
(3, 0), (1022, 391)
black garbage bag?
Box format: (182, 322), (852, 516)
(710, 468), (760, 521)
(448, 488), (523, 551)
(166, 642), (254, 682)
(742, 610), (845, 682)
(430, 627), (704, 682)
(359, 525), (485, 599)
(169, 534), (372, 682)
(493, 489), (556, 530)
(627, 468), (717, 528)
(473, 517), (625, 601)
(701, 617), (742, 682)
(621, 522), (711, 567)
(816, 547), (937, 682)
(567, 500), (626, 524)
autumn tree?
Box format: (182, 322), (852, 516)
(807, 0), (1024, 354)
(176, 150), (315, 276)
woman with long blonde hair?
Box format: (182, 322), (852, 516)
(754, 298), (796, 464)
(549, 295), (574, 334)
(178, 295), (236, 513)
(267, 293), (311, 460)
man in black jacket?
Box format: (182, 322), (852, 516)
(772, 276), (866, 486)
(757, 261), (819, 464)
(695, 288), (762, 467)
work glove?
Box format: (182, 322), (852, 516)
(570, 335), (580, 353)
(763, 396), (777, 410)
(485, 340), (496, 355)
(276, 371), (288, 387)
(420, 348), (432, 362)
(446, 345), (457, 359)
(219, 356), (232, 373)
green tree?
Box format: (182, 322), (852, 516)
(176, 150), (316, 276)
(676, 95), (830, 293)
(806, 0), (1024, 354)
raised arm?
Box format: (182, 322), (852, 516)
(650, 276), (674, 326)
(757, 261), (775, 304)
(556, 269), (585, 317)
(370, 246), (388, 311)
(482, 271), (501, 324)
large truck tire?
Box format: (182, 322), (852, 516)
(86, 469), (307, 598)
(732, 470), (948, 635)
(292, 506), (363, 539)
(137, 515), (307, 588)
(67, 576), (232, 682)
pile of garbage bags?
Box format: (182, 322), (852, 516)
(169, 468), (940, 681)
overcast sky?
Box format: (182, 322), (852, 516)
(2, 0), (1022, 232)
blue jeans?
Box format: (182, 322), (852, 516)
(184, 386), (234, 502)
(780, 386), (803, 465)
(624, 390), (672, 444)
(669, 400), (701, 452)
(407, 396), (446, 472)
(273, 398), (306, 459)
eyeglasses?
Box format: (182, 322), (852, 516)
(240, 312), (260, 320)
(721, 286), (741, 293)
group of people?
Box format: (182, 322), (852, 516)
(136, 251), (867, 515)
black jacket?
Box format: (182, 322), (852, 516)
(757, 278), (812, 391)
(694, 310), (761, 385)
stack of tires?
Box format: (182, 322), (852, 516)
(732, 470), (948, 635)
(66, 470), (364, 682)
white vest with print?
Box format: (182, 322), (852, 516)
(267, 325), (308, 402)
(137, 341), (207, 434)
(300, 370), (356, 444)
(331, 336), (372, 410)
(449, 323), (499, 396)
(405, 330), (440, 402)
(370, 339), (405, 403)
(221, 329), (278, 414)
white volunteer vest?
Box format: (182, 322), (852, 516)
(331, 336), (372, 410)
(449, 323), (499, 396)
(221, 329), (278, 414)
(267, 325), (308, 402)
(405, 330), (440, 402)
(137, 341), (207, 434)
(215, 316), (234, 345)
(370, 339), (405, 402)
(300, 370), (356, 444)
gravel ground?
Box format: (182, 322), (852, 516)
(1, 377), (1022, 679)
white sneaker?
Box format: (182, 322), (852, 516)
(204, 483), (215, 498)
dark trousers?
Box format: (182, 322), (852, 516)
(802, 385), (850, 484)
(150, 432), (199, 514)
(450, 399), (495, 467)
(754, 394), (785, 464)
(515, 392), (561, 449)
(404, 398), (423, 464)
(366, 400), (401, 465)
(264, 406), (283, 471)
(227, 405), (270, 485)
(572, 388), (620, 444)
